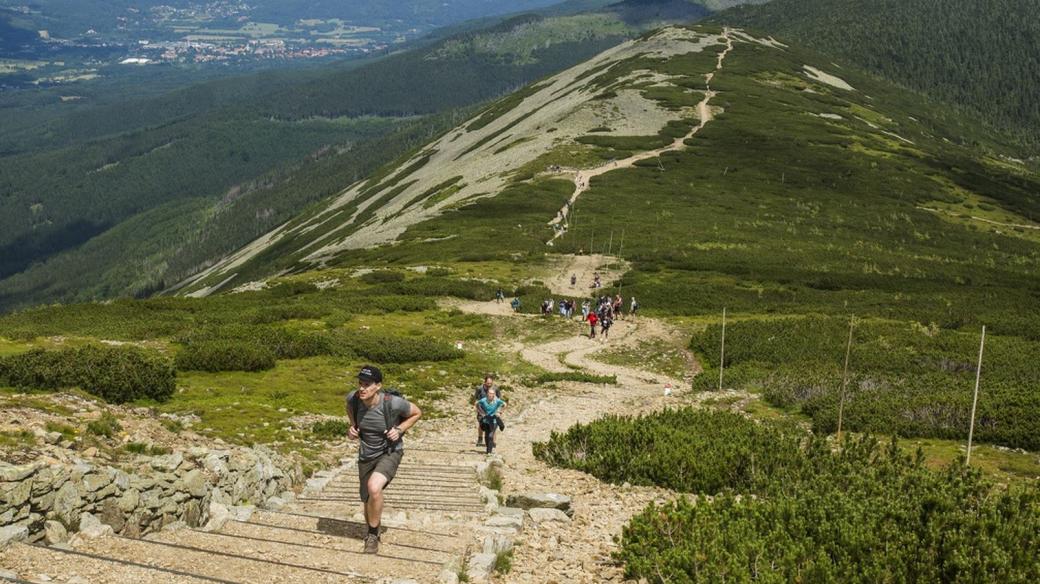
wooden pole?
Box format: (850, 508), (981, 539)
(718, 308), (727, 391)
(965, 326), (986, 466)
(607, 230), (614, 257)
(616, 230), (626, 297)
(836, 317), (855, 442)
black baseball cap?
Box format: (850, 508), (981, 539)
(357, 365), (383, 383)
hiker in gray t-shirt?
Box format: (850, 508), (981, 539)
(346, 365), (421, 555)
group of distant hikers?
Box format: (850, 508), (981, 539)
(534, 273), (639, 340)
(344, 367), (506, 555)
(343, 272), (639, 555)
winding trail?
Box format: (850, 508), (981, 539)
(441, 254), (735, 582)
(547, 28), (735, 244)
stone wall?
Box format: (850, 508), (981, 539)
(0, 446), (302, 546)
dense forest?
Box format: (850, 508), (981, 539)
(713, 0), (1040, 147)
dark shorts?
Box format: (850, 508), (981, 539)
(358, 450), (403, 502)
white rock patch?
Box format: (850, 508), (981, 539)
(803, 65), (855, 91)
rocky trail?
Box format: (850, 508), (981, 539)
(1, 255), (731, 583)
(547, 28), (735, 244)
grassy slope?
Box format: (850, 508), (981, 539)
(254, 25), (1039, 452)
(0, 268), (553, 453)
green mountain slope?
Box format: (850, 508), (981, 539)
(171, 24), (1040, 451)
(711, 0), (1040, 147)
(0, 8), (664, 312)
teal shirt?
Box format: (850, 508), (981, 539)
(478, 397), (504, 417)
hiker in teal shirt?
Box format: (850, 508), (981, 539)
(477, 388), (506, 454)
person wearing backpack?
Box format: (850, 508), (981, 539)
(473, 375), (500, 446)
(588, 311), (598, 338)
(346, 365), (422, 555)
(477, 388), (506, 455)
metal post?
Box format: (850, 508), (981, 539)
(836, 317), (855, 442)
(607, 231), (614, 257)
(965, 326), (986, 466)
(718, 308), (727, 391)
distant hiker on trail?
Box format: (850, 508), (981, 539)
(613, 294), (623, 319)
(559, 300), (568, 318)
(581, 301), (590, 322)
(511, 297), (521, 312)
(588, 311), (599, 338)
(570, 274), (577, 287)
(346, 365), (422, 555)
(473, 375), (500, 446)
(630, 296), (639, 316)
(495, 289), (504, 303)
(601, 313), (614, 340)
(477, 388), (506, 455)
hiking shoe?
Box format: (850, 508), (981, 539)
(363, 533), (379, 554)
(476, 439), (484, 446)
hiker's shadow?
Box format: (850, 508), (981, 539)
(316, 517), (369, 539)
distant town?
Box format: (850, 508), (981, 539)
(2, 1), (419, 86)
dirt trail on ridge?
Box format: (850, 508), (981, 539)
(548, 28), (735, 244)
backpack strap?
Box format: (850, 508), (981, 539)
(383, 393), (395, 434)
(348, 393), (359, 428)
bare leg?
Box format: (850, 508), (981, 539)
(365, 472), (390, 530)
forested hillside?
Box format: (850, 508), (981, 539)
(713, 0), (1040, 147)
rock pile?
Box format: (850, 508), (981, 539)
(0, 445), (301, 548)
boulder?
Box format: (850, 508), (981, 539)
(202, 502), (231, 532)
(484, 515), (523, 532)
(82, 472), (112, 494)
(116, 489), (140, 513)
(78, 513), (114, 539)
(178, 469), (209, 498)
(98, 499), (126, 533)
(44, 520), (68, 545)
(2, 479), (32, 507)
(505, 492), (572, 514)
(149, 453), (184, 472)
(466, 553), (497, 583)
(52, 482), (84, 526)
(0, 463), (38, 482)
(0, 525), (29, 549)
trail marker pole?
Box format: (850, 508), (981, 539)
(718, 308), (727, 391)
(836, 317), (855, 442)
(965, 326), (986, 467)
(607, 231), (614, 256)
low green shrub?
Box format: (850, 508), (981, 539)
(617, 437), (1040, 583)
(312, 419), (350, 439)
(531, 372), (617, 385)
(533, 409), (805, 494)
(690, 316), (1040, 450)
(174, 340), (276, 372)
(248, 305), (328, 324)
(124, 442), (170, 455)
(0, 345), (175, 403)
(87, 412), (123, 438)
(333, 331), (462, 363)
(360, 270), (405, 284)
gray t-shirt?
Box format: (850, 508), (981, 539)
(347, 391), (412, 461)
